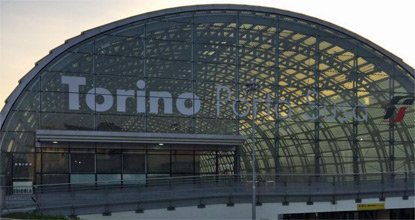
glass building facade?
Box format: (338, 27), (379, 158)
(0, 5), (414, 188)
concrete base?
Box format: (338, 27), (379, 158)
(80, 196), (414, 220)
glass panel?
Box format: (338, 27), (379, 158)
(194, 13), (236, 46)
(146, 39), (191, 61)
(147, 59), (191, 79)
(95, 35), (144, 57)
(40, 92), (91, 113)
(96, 115), (146, 132)
(123, 154), (145, 173)
(148, 154), (170, 173)
(395, 142), (414, 172)
(12, 153), (34, 179)
(123, 174), (146, 184)
(42, 174), (68, 184)
(172, 154), (194, 173)
(41, 144), (69, 151)
(2, 132), (36, 152)
(42, 153), (68, 173)
(97, 174), (121, 184)
(95, 55), (144, 76)
(2, 111), (38, 132)
(69, 143), (96, 150)
(1, 153), (12, 177)
(35, 153), (41, 173)
(197, 153), (217, 174)
(40, 113), (94, 130)
(12, 91), (40, 111)
(147, 116), (193, 133)
(40, 72), (94, 93)
(195, 118), (237, 135)
(195, 44), (236, 64)
(47, 53), (92, 73)
(147, 174), (169, 179)
(2, 10), (415, 182)
(218, 152), (234, 174)
(96, 153), (121, 173)
(109, 22), (145, 37)
(71, 154), (95, 173)
(70, 174), (95, 184)
(146, 20), (192, 41)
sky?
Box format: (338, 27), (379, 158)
(0, 0), (414, 110)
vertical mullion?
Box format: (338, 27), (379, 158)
(274, 16), (281, 176)
(121, 149), (124, 184)
(314, 32), (321, 175)
(92, 40), (96, 130)
(216, 150), (219, 175)
(94, 145), (97, 183)
(236, 12), (241, 175)
(11, 154), (14, 185)
(169, 146), (172, 177)
(68, 147), (71, 184)
(389, 68), (395, 173)
(193, 148), (196, 176)
(352, 45), (359, 176)
(234, 146), (240, 175)
(236, 12), (241, 136)
(143, 22), (148, 132)
(145, 145), (148, 184)
(40, 148), (43, 185)
(191, 14), (196, 134)
(38, 70), (42, 132)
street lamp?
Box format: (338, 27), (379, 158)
(245, 78), (261, 220)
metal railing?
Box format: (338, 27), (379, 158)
(1, 172), (413, 215)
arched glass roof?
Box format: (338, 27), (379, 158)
(1, 5), (414, 176)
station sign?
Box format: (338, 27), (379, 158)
(61, 76), (374, 123)
(357, 203), (385, 211)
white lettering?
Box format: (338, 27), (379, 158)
(136, 80), (146, 113)
(86, 88), (113, 112)
(61, 76), (86, 110)
(116, 89), (134, 112)
(232, 98), (250, 118)
(149, 91), (173, 114)
(216, 85), (232, 117)
(275, 100), (292, 120)
(353, 104), (368, 122)
(60, 77), (368, 122)
(176, 93), (201, 116)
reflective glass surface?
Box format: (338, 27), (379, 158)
(1, 8), (414, 185)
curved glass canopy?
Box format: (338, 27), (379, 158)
(1, 5), (414, 183)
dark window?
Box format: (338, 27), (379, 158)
(42, 153), (68, 173)
(148, 154), (170, 173)
(97, 154), (121, 173)
(71, 154), (94, 173)
(172, 154), (194, 173)
(123, 154), (145, 173)
(2, 152), (12, 176)
(42, 174), (69, 184)
(12, 153), (34, 179)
